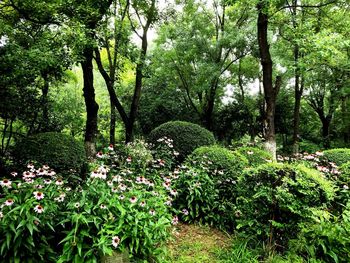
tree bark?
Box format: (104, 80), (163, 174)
(257, 0), (280, 159)
(81, 47), (99, 157)
(41, 73), (50, 132)
(110, 97), (116, 145)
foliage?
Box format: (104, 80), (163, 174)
(322, 148), (350, 166)
(0, 166), (69, 262)
(235, 163), (335, 250)
(187, 145), (248, 177)
(171, 167), (225, 227)
(12, 132), (86, 176)
(121, 139), (153, 170)
(148, 121), (215, 160)
(234, 146), (272, 167)
(299, 140), (323, 154)
(292, 207), (350, 263)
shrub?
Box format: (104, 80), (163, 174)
(186, 146), (248, 202)
(299, 140), (322, 154)
(187, 146), (248, 176)
(234, 146), (272, 167)
(322, 148), (350, 166)
(171, 167), (227, 227)
(13, 132), (86, 175)
(235, 163), (335, 250)
(148, 121), (215, 160)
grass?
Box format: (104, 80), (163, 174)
(163, 224), (307, 263)
(164, 223), (231, 263)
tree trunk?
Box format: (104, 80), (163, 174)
(81, 47), (99, 158)
(110, 97), (116, 145)
(126, 27), (149, 143)
(257, 1), (280, 159)
(321, 116), (331, 149)
(41, 73), (50, 132)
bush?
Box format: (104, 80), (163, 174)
(13, 132), (86, 175)
(172, 167), (228, 227)
(186, 146), (248, 202)
(235, 163), (335, 250)
(322, 148), (350, 166)
(148, 121), (215, 160)
(299, 140), (322, 154)
(188, 145), (248, 177)
(234, 146), (272, 167)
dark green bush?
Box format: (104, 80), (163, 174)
(234, 146), (272, 167)
(187, 145), (248, 177)
(236, 163), (335, 250)
(13, 132), (86, 174)
(322, 148), (350, 166)
(148, 121), (215, 160)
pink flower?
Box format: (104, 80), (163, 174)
(34, 205), (44, 214)
(172, 215), (179, 225)
(96, 151), (104, 158)
(33, 191), (44, 200)
(108, 144), (114, 151)
(129, 196), (137, 203)
(10, 172), (17, 177)
(126, 156), (132, 163)
(4, 199), (14, 206)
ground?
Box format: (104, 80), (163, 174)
(164, 223), (232, 263)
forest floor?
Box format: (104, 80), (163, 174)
(164, 223), (232, 263)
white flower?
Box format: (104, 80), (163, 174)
(42, 164), (50, 170)
(247, 150), (254, 155)
(10, 172), (17, 177)
(55, 196), (65, 202)
(107, 181), (113, 187)
(47, 170), (56, 176)
(36, 168), (47, 176)
(0, 211), (3, 219)
(182, 209), (189, 215)
(34, 204), (44, 213)
(343, 185), (349, 190)
(112, 236), (120, 248)
(126, 156), (132, 163)
(74, 202), (80, 208)
(96, 151), (104, 158)
(149, 209), (156, 216)
(139, 201), (146, 207)
(0, 179), (11, 188)
(4, 199), (14, 206)
(27, 163), (35, 169)
(108, 144), (114, 151)
(35, 184), (43, 189)
(170, 189), (178, 196)
(119, 195), (125, 200)
(100, 204), (107, 209)
(33, 191), (44, 200)
(55, 179), (64, 186)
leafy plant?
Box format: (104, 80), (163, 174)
(234, 146), (273, 167)
(235, 163), (335, 251)
(322, 148), (350, 166)
(12, 132), (87, 176)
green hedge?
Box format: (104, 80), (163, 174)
(187, 145), (248, 178)
(236, 163), (335, 249)
(13, 132), (86, 174)
(148, 121), (215, 160)
(234, 146), (272, 167)
(322, 148), (350, 166)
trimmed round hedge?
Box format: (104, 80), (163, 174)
(236, 163), (335, 249)
(234, 146), (272, 167)
(187, 145), (248, 178)
(148, 121), (215, 160)
(322, 148), (350, 166)
(13, 132), (86, 174)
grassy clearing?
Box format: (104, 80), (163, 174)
(164, 223), (231, 263)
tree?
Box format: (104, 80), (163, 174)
(95, 0), (157, 143)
